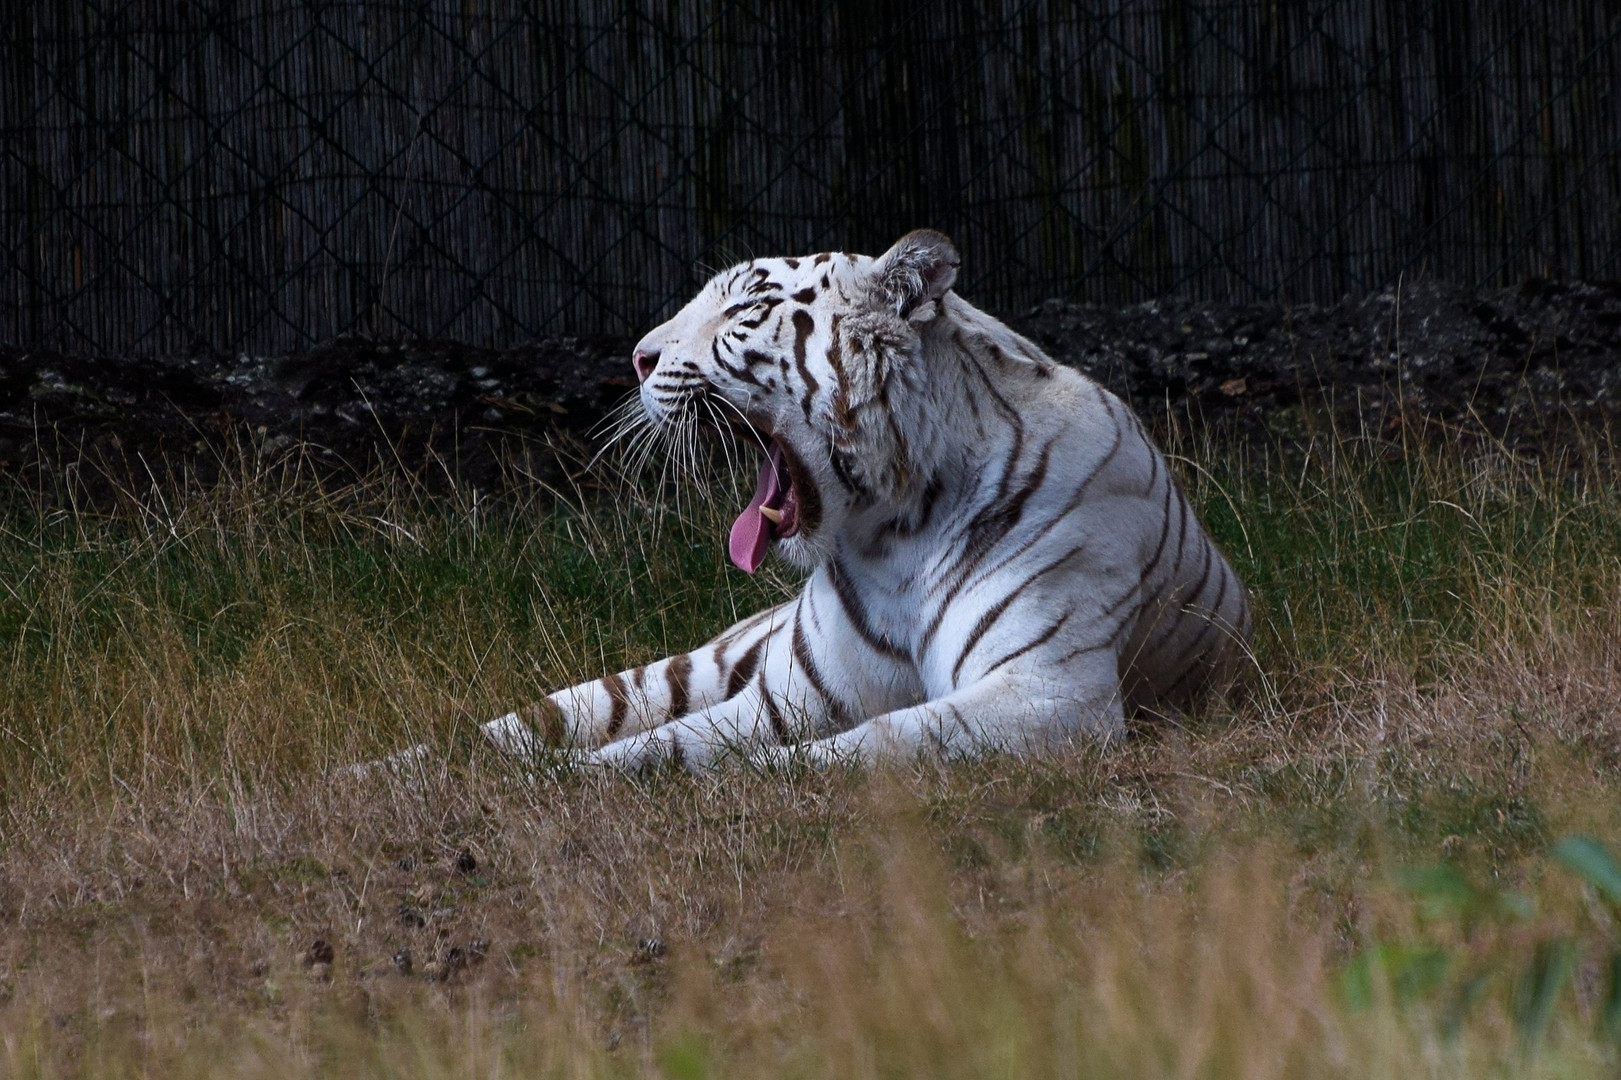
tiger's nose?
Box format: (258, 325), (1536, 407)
(632, 348), (659, 383)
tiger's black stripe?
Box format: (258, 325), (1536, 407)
(727, 637), (767, 699)
(710, 640), (732, 686)
(523, 697), (568, 745)
(1165, 491), (1197, 577)
(764, 693), (791, 745)
(1055, 639), (1112, 665)
(602, 673), (631, 738)
(950, 543), (1089, 685)
(791, 605), (852, 731)
(981, 610), (1074, 678)
(829, 558), (908, 660)
(666, 654), (692, 720)
(1158, 568), (1234, 691)
(1135, 475), (1179, 589)
(710, 603), (780, 651)
(1158, 619), (1219, 696)
(791, 310), (820, 418)
(1161, 610), (1237, 704)
(739, 297), (784, 327)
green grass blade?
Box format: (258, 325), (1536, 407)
(1550, 836), (1621, 905)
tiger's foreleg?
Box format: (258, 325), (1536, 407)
(584, 587), (918, 772)
(756, 653), (1127, 769)
(477, 600), (801, 759)
(584, 680), (802, 772)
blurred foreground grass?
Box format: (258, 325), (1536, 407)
(0, 422), (1618, 1077)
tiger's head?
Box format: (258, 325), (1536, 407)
(629, 230), (961, 572)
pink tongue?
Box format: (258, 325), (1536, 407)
(728, 448), (782, 573)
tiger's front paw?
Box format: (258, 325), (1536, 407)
(746, 740), (843, 772)
(587, 731), (658, 773)
(745, 743), (798, 773)
(589, 727), (719, 774)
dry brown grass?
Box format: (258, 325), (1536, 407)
(1, 428), (1619, 1076)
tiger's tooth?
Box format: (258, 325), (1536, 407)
(758, 506), (783, 524)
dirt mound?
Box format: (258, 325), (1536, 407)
(2, 279), (1617, 496)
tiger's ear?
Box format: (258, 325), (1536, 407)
(872, 229), (959, 322)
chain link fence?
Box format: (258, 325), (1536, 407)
(4, 0), (1619, 357)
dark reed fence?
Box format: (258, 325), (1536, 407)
(4, 0), (1619, 357)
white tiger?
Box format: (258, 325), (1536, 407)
(476, 230), (1251, 770)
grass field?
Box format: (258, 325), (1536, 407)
(1, 416), (1620, 1077)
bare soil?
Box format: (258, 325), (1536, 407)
(2, 278), (1618, 495)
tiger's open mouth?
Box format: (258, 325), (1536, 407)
(728, 437), (802, 573)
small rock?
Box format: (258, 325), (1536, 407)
(392, 948), (414, 975)
(307, 961), (332, 982)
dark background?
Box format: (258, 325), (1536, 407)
(5, 0), (1619, 358)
